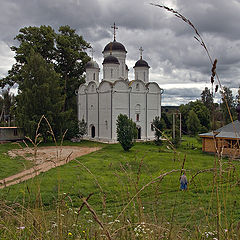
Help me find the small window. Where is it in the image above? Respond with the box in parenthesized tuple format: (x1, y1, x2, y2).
(144, 71, 146, 81)
(136, 114, 139, 122)
(151, 124, 154, 131)
(136, 83, 140, 91)
(111, 69, 113, 78)
(105, 120, 108, 129)
(93, 73, 95, 80)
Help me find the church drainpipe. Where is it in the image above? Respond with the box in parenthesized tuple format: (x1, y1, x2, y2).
(111, 88, 113, 140)
(145, 88, 149, 140)
(128, 87, 132, 118)
(97, 89, 100, 138)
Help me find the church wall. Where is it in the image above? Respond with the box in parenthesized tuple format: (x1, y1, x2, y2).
(103, 63, 119, 81)
(112, 96, 129, 140)
(98, 81, 112, 140)
(87, 83, 98, 138)
(130, 91, 147, 139)
(134, 67, 149, 82)
(99, 92, 112, 140)
(86, 68, 99, 83)
(78, 94, 86, 122)
(147, 92, 161, 139)
(78, 85, 87, 122)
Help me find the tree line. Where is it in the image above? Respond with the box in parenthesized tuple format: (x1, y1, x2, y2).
(0, 25, 90, 141)
(156, 86, 240, 138)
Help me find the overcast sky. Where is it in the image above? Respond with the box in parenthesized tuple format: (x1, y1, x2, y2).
(0, 0, 240, 105)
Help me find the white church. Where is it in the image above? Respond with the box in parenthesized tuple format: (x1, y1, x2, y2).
(77, 24, 163, 142)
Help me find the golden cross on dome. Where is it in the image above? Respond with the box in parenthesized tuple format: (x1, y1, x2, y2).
(111, 22, 118, 41)
(139, 46, 144, 59)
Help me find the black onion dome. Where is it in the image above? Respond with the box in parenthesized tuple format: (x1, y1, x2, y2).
(103, 55, 120, 65)
(85, 60, 99, 69)
(134, 59, 150, 68)
(103, 41, 127, 53)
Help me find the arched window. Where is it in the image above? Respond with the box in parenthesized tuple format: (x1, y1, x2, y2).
(135, 104, 141, 113)
(93, 73, 95, 80)
(136, 114, 140, 122)
(136, 83, 140, 91)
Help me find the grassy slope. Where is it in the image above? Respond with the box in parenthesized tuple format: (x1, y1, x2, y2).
(1, 138, 240, 230)
(0, 142, 33, 179)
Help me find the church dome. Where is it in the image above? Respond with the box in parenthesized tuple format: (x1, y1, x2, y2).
(85, 60, 99, 69)
(103, 41, 127, 53)
(103, 55, 120, 65)
(134, 59, 150, 68)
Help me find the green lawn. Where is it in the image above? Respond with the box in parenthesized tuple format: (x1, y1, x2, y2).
(0, 142, 34, 179)
(1, 137, 240, 238)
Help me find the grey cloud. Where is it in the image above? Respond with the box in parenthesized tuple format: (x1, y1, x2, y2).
(0, 0, 240, 105)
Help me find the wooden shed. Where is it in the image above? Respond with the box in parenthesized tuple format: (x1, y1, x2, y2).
(0, 127, 24, 141)
(199, 120, 240, 158)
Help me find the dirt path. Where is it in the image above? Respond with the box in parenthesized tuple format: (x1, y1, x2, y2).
(0, 146, 101, 189)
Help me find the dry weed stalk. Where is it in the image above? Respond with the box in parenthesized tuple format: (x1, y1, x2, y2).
(82, 198, 112, 240)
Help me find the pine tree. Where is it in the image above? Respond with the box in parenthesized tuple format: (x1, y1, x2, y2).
(15, 50, 65, 141)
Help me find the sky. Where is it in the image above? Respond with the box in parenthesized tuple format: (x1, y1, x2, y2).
(0, 0, 240, 106)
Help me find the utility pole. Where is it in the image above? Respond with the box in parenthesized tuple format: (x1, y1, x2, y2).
(172, 112, 182, 139)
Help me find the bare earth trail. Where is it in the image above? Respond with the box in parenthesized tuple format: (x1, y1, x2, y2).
(0, 146, 101, 189)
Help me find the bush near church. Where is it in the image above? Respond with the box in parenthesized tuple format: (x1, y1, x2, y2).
(116, 114, 137, 151)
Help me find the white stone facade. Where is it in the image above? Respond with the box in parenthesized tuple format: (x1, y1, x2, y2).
(77, 38, 163, 142)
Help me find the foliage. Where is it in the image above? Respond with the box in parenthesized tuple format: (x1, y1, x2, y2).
(236, 86, 240, 105)
(152, 116, 166, 145)
(180, 100, 210, 134)
(15, 50, 64, 141)
(161, 112, 171, 129)
(0, 88, 15, 125)
(187, 109, 201, 136)
(1, 25, 90, 139)
(78, 118, 87, 139)
(201, 87, 214, 110)
(220, 86, 236, 124)
(116, 114, 137, 151)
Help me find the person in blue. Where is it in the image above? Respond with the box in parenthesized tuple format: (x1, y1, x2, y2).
(180, 172, 188, 190)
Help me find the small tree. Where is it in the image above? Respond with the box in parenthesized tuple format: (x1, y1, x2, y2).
(152, 116, 166, 145)
(116, 114, 137, 151)
(78, 118, 87, 139)
(187, 110, 201, 136)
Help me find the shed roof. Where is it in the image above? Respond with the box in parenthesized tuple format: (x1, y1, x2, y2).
(199, 120, 240, 140)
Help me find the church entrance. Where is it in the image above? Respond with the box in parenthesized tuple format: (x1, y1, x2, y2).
(137, 127, 141, 139)
(91, 125, 95, 138)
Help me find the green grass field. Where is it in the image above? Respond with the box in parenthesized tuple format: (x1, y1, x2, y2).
(1, 137, 240, 239)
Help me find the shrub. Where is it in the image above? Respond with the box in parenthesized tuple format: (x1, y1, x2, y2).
(116, 114, 137, 151)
